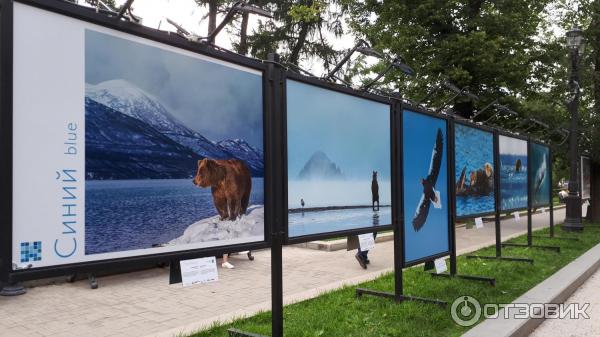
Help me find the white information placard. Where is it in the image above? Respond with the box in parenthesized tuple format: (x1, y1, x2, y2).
(434, 258, 447, 274)
(514, 212, 521, 222)
(475, 217, 484, 229)
(358, 233, 375, 252)
(180, 257, 218, 287)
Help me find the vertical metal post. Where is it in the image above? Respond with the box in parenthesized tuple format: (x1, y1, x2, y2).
(564, 47, 583, 231)
(393, 100, 404, 301)
(448, 119, 457, 275)
(494, 131, 502, 257)
(549, 148, 555, 237)
(0, 0, 14, 288)
(267, 53, 284, 337)
(527, 140, 533, 246)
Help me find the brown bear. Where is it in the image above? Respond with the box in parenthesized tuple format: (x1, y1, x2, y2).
(193, 158, 252, 221)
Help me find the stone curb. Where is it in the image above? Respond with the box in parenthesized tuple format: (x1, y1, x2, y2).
(461, 241, 600, 337)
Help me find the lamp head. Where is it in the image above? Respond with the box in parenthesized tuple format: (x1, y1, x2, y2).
(391, 58, 415, 76)
(566, 26, 586, 55)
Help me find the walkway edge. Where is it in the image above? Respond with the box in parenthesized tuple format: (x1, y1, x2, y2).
(461, 241, 600, 337)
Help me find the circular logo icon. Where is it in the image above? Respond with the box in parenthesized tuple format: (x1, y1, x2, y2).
(451, 295, 482, 327)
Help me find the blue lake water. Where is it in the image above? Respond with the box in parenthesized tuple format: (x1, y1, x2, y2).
(456, 195, 495, 216)
(288, 207, 391, 237)
(85, 178, 264, 255)
(499, 154, 528, 211)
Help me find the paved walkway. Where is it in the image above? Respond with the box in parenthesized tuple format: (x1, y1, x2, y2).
(529, 267, 600, 337)
(0, 208, 565, 337)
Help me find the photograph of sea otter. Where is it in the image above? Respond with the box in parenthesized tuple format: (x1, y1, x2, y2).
(84, 30, 264, 255)
(402, 110, 449, 264)
(499, 135, 528, 211)
(530, 143, 551, 207)
(454, 124, 495, 217)
(286, 80, 391, 238)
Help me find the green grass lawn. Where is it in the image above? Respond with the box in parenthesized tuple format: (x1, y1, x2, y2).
(189, 222, 600, 337)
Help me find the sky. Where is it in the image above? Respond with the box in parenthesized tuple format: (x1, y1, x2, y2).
(402, 110, 449, 264)
(499, 135, 528, 157)
(86, 29, 263, 149)
(84, 0, 362, 76)
(286, 79, 391, 181)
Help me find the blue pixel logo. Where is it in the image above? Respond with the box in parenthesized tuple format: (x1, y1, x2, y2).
(20, 241, 42, 263)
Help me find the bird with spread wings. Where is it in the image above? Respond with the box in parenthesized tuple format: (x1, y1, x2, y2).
(412, 128, 444, 231)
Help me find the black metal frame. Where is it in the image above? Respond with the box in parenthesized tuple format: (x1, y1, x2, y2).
(502, 140, 560, 252)
(496, 130, 530, 214)
(466, 129, 535, 264)
(1, 0, 276, 284)
(354, 101, 448, 307)
(429, 117, 495, 286)
(0, 0, 14, 286)
(399, 105, 453, 268)
(282, 71, 395, 245)
(452, 119, 497, 221)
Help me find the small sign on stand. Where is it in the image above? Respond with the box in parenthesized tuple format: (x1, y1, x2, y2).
(434, 258, 447, 274)
(358, 233, 375, 252)
(180, 257, 218, 287)
(475, 217, 484, 229)
(513, 212, 521, 222)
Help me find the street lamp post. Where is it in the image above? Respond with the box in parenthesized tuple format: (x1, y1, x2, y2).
(563, 26, 585, 232)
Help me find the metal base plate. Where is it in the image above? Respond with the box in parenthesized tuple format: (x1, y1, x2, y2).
(355, 288, 447, 306)
(466, 255, 534, 264)
(501, 243, 560, 252)
(430, 272, 496, 286)
(0, 284, 27, 296)
(227, 328, 268, 337)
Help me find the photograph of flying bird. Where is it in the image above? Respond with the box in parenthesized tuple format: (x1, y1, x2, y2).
(412, 128, 444, 231)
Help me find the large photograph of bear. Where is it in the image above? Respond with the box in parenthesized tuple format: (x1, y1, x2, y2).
(84, 29, 264, 255)
(286, 80, 392, 238)
(454, 124, 495, 217)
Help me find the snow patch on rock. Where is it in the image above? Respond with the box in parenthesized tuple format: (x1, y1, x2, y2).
(169, 205, 264, 245)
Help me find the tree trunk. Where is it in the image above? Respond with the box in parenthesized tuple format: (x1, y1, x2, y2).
(238, 12, 249, 55)
(208, 0, 218, 35)
(289, 22, 309, 66)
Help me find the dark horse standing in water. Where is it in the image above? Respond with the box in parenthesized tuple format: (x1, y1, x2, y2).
(372, 171, 380, 211)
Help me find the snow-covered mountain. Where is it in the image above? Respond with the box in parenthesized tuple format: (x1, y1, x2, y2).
(85, 98, 201, 179)
(217, 138, 263, 176)
(85, 79, 264, 178)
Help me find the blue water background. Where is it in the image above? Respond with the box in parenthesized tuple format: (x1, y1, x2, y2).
(499, 154, 528, 210)
(402, 111, 449, 264)
(531, 143, 550, 206)
(85, 178, 264, 254)
(288, 207, 391, 237)
(454, 124, 495, 217)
